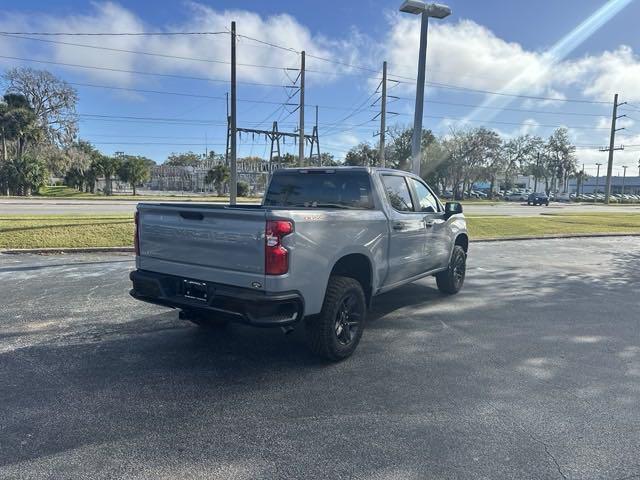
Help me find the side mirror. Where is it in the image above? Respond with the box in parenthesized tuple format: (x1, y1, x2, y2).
(444, 201, 463, 218)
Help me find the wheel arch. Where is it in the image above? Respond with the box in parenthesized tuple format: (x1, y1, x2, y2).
(454, 233, 469, 253)
(329, 253, 373, 306)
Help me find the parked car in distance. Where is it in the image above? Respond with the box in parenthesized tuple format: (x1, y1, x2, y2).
(129, 167, 469, 361)
(527, 192, 549, 206)
(440, 190, 454, 199)
(505, 191, 527, 202)
(555, 193, 571, 202)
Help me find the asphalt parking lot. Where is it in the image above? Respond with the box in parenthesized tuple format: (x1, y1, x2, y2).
(1, 238, 639, 479)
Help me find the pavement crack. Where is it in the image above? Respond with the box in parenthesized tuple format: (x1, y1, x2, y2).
(483, 401, 568, 479)
(544, 444, 567, 480)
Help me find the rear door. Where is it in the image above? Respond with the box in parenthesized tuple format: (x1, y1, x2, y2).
(408, 177, 451, 270)
(380, 173, 429, 285)
(137, 204, 267, 287)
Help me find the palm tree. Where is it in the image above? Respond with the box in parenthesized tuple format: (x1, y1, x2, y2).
(205, 164, 230, 196)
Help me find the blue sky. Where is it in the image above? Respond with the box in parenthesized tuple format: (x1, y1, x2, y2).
(2, 0, 640, 175)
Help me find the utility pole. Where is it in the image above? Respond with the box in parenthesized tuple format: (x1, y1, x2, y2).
(224, 92, 230, 165)
(595, 162, 602, 202)
(604, 93, 626, 204)
(580, 163, 585, 197)
(533, 152, 540, 193)
(229, 21, 237, 205)
(622, 165, 628, 195)
(298, 51, 305, 166)
(379, 61, 387, 167)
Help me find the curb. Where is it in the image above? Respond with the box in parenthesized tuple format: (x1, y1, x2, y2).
(471, 232, 640, 242)
(2, 233, 639, 254)
(0, 247, 135, 255)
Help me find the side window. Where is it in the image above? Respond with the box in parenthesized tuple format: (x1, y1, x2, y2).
(411, 179, 440, 213)
(381, 175, 414, 212)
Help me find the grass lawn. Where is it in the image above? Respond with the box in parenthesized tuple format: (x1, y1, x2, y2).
(467, 213, 640, 239)
(1, 213, 639, 249)
(0, 215, 134, 249)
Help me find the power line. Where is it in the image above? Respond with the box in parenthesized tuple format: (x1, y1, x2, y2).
(70, 82, 228, 99)
(420, 81, 613, 105)
(0, 33, 298, 71)
(0, 30, 228, 36)
(395, 97, 607, 117)
(234, 32, 414, 82)
(0, 54, 289, 85)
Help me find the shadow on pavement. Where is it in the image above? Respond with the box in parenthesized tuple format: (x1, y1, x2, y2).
(0, 243, 639, 478)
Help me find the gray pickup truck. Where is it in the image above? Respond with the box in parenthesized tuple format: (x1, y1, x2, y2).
(130, 167, 468, 360)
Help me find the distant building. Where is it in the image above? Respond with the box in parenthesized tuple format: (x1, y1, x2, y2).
(568, 176, 640, 194)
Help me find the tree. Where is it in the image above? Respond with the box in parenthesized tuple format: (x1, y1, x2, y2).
(344, 143, 378, 166)
(386, 126, 436, 171)
(3, 151, 48, 196)
(236, 181, 250, 197)
(0, 93, 40, 160)
(118, 156, 152, 195)
(205, 164, 230, 196)
(547, 128, 577, 193)
(63, 140, 103, 192)
(3, 68, 78, 147)
(319, 152, 336, 166)
(421, 138, 449, 194)
(165, 151, 201, 167)
(93, 155, 121, 195)
(442, 130, 477, 200)
(0, 93, 41, 195)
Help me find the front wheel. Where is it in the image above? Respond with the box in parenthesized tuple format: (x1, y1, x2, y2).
(305, 276, 367, 362)
(436, 245, 467, 294)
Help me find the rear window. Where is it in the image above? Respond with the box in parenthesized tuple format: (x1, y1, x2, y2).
(264, 171, 374, 209)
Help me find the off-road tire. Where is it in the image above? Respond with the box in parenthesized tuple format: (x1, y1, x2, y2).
(305, 276, 367, 362)
(436, 245, 467, 295)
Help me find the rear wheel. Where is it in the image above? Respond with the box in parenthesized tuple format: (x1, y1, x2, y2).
(436, 245, 467, 294)
(306, 276, 366, 362)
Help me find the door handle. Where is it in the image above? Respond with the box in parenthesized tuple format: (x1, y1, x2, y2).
(392, 222, 406, 231)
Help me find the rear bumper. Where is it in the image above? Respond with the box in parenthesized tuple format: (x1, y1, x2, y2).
(129, 269, 304, 327)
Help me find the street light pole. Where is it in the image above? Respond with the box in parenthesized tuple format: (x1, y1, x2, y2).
(622, 165, 628, 195)
(400, 1, 451, 176)
(595, 162, 602, 202)
(410, 12, 429, 176)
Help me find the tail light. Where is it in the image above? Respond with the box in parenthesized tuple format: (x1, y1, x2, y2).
(134, 211, 140, 256)
(265, 220, 293, 275)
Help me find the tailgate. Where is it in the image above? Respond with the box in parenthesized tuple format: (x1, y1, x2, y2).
(137, 203, 266, 285)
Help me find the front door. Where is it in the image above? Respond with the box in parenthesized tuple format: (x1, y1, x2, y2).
(380, 174, 429, 286)
(408, 177, 451, 270)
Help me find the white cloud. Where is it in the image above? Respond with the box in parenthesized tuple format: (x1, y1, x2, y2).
(381, 18, 550, 94)
(0, 2, 347, 87)
(380, 16, 640, 108)
(559, 46, 640, 102)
